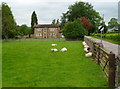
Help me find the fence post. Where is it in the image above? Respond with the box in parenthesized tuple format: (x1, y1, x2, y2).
(92, 42, 95, 57)
(108, 51, 116, 87)
(97, 44, 100, 65)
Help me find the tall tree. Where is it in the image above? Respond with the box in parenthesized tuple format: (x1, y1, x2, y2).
(80, 17, 93, 35)
(60, 13, 67, 29)
(80, 17, 92, 30)
(62, 19, 87, 40)
(108, 18, 118, 29)
(31, 11, 38, 34)
(52, 19, 60, 24)
(2, 2, 17, 39)
(51, 19, 56, 24)
(61, 1, 102, 34)
(56, 19, 59, 24)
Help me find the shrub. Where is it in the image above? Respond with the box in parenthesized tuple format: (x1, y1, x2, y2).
(62, 20, 87, 40)
(91, 33, 120, 41)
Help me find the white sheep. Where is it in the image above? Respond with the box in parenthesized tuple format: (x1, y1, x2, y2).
(84, 44, 89, 48)
(60, 47, 67, 52)
(84, 48, 90, 53)
(51, 48, 58, 52)
(82, 41, 87, 46)
(84, 48, 89, 52)
(85, 52, 92, 57)
(51, 44, 57, 46)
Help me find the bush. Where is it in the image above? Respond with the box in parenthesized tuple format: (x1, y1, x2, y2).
(62, 20, 87, 40)
(91, 33, 120, 41)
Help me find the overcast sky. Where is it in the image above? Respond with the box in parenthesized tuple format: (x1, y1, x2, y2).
(0, 0, 119, 26)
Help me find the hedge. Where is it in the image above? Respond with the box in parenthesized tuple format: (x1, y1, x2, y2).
(91, 33, 120, 41)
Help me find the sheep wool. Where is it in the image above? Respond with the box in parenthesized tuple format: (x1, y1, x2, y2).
(51, 48, 58, 52)
(84, 48, 89, 52)
(60, 47, 67, 52)
(51, 44, 57, 46)
(82, 41, 87, 46)
(85, 52, 92, 57)
(84, 44, 89, 48)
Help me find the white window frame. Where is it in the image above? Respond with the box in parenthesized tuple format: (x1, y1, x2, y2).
(53, 33, 56, 36)
(37, 28, 41, 31)
(36, 33, 42, 36)
(49, 33, 52, 36)
(39, 33, 42, 36)
(50, 28, 55, 31)
(49, 33, 56, 36)
(43, 29, 47, 32)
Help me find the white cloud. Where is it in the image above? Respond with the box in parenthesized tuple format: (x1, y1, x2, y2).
(0, 0, 118, 26)
(93, 2, 118, 23)
(83, 0, 119, 2)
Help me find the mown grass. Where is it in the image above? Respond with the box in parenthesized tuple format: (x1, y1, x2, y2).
(2, 39, 107, 87)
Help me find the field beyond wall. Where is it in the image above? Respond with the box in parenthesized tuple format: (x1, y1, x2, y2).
(2, 39, 107, 87)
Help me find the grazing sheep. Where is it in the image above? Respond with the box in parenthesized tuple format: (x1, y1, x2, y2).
(87, 48, 90, 52)
(84, 47, 91, 52)
(60, 47, 67, 52)
(82, 41, 87, 45)
(84, 44, 89, 48)
(85, 52, 92, 57)
(51, 44, 57, 46)
(84, 48, 89, 52)
(51, 48, 54, 52)
(51, 48, 58, 52)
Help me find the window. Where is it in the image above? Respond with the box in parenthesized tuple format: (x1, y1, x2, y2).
(50, 28, 54, 31)
(49, 33, 56, 36)
(39, 33, 42, 36)
(49, 33, 52, 36)
(53, 33, 56, 36)
(37, 28, 41, 31)
(36, 33, 42, 36)
(44, 29, 47, 32)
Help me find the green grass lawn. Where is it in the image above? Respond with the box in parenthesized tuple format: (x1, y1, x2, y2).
(2, 39, 107, 87)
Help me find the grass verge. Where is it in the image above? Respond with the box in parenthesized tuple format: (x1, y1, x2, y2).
(2, 39, 107, 87)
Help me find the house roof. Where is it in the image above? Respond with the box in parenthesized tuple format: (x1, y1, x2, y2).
(34, 24, 61, 28)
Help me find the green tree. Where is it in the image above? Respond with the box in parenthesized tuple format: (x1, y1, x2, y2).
(52, 19, 60, 24)
(17, 24, 31, 36)
(108, 18, 118, 29)
(31, 11, 38, 34)
(62, 20, 87, 40)
(56, 19, 59, 24)
(60, 13, 67, 29)
(118, 24, 120, 32)
(2, 2, 17, 39)
(61, 1, 102, 34)
(51, 19, 56, 24)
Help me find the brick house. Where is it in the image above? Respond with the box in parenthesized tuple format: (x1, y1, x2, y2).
(34, 24, 62, 38)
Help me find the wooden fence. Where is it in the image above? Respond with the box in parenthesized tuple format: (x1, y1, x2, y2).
(84, 36, 116, 87)
(116, 57, 120, 86)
